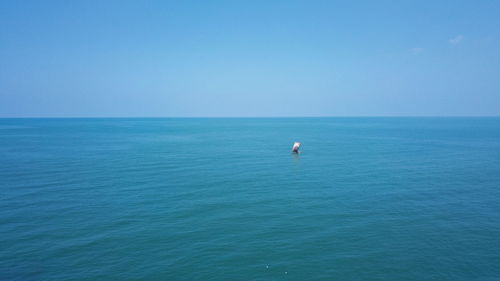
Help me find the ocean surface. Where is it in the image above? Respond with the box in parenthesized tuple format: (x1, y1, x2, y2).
(1, 117, 499, 281)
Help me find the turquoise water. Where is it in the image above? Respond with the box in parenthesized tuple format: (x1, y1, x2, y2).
(1, 118, 499, 280)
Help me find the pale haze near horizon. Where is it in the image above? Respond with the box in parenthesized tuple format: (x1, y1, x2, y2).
(1, 1, 499, 117)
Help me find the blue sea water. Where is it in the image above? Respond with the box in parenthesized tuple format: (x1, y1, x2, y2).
(1, 118, 499, 280)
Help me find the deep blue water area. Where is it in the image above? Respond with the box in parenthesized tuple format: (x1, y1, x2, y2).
(1, 118, 499, 280)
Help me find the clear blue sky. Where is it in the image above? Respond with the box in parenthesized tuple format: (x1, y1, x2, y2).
(1, 0, 499, 117)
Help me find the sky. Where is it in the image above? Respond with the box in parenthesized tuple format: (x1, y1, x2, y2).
(1, 0, 499, 117)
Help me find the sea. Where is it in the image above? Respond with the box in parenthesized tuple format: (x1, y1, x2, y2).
(1, 118, 499, 281)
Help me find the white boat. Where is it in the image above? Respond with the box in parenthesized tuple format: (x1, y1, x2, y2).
(292, 142, 301, 153)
